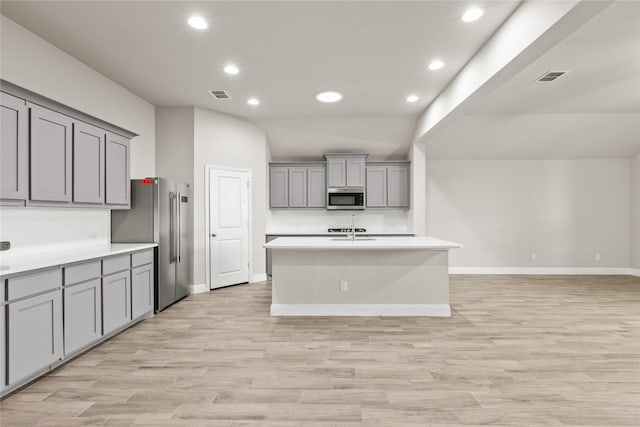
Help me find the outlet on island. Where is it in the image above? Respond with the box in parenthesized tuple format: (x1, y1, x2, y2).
(339, 280, 348, 291)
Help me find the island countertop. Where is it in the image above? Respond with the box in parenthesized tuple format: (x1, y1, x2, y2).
(263, 236, 462, 250)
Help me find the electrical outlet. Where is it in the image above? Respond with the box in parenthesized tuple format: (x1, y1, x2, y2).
(0, 241, 10, 251)
(594, 253, 601, 261)
(339, 280, 348, 291)
(531, 253, 537, 260)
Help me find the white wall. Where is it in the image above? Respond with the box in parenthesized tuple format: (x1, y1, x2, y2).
(155, 107, 194, 184)
(427, 159, 631, 269)
(268, 210, 410, 234)
(0, 208, 109, 256)
(193, 107, 268, 284)
(632, 152, 640, 270)
(0, 15, 155, 178)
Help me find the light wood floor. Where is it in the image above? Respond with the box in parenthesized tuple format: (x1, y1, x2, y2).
(1, 275, 639, 426)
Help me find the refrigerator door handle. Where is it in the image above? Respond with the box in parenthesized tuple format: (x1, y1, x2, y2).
(169, 192, 177, 263)
(177, 192, 182, 263)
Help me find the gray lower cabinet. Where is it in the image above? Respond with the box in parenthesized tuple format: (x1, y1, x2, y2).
(105, 133, 130, 206)
(288, 168, 307, 208)
(1, 297, 5, 393)
(73, 121, 105, 204)
(63, 279, 102, 356)
(29, 104, 73, 202)
(131, 264, 153, 319)
(1, 92, 28, 203)
(7, 279, 63, 386)
(307, 167, 326, 208)
(102, 270, 131, 335)
(270, 167, 289, 208)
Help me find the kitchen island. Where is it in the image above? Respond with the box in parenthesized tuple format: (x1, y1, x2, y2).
(264, 236, 462, 316)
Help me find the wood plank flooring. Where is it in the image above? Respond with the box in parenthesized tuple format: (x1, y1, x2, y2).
(1, 275, 639, 426)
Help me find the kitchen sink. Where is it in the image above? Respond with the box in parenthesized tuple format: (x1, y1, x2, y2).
(330, 237, 377, 241)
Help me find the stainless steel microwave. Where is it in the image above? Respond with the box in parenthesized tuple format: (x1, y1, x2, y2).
(327, 188, 365, 210)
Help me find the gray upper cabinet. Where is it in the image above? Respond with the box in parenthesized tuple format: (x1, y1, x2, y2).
(288, 168, 307, 208)
(270, 167, 289, 208)
(366, 166, 387, 207)
(346, 158, 365, 187)
(327, 158, 346, 188)
(29, 105, 73, 202)
(1, 92, 28, 203)
(325, 154, 367, 188)
(307, 167, 326, 208)
(387, 166, 409, 207)
(105, 133, 130, 206)
(73, 121, 105, 204)
(365, 162, 410, 208)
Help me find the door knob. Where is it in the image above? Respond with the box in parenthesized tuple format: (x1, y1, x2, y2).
(211, 234, 217, 237)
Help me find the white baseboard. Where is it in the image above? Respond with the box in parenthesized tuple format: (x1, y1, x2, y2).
(270, 304, 451, 317)
(189, 283, 209, 295)
(631, 268, 640, 277)
(251, 273, 268, 283)
(449, 267, 635, 275)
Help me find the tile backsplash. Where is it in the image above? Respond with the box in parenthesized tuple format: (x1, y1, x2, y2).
(267, 209, 411, 234)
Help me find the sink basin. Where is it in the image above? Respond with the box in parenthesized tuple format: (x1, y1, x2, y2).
(330, 237, 376, 241)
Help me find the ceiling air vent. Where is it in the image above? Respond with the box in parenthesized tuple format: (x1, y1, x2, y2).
(209, 90, 231, 99)
(535, 71, 568, 82)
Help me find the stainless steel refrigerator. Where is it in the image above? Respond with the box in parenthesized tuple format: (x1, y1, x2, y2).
(111, 178, 191, 312)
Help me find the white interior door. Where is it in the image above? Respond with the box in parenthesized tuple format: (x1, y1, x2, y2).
(210, 168, 250, 289)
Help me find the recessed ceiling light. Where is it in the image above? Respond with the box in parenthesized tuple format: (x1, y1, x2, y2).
(315, 91, 343, 103)
(428, 59, 445, 71)
(406, 95, 419, 103)
(247, 98, 260, 106)
(462, 7, 484, 23)
(224, 64, 239, 75)
(187, 16, 208, 30)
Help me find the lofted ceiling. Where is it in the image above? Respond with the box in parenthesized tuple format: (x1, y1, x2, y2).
(1, 1, 638, 161)
(426, 0, 640, 159)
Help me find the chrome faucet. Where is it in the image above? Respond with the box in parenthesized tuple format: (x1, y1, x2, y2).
(351, 213, 356, 241)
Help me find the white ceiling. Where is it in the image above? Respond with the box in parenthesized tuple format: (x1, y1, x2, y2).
(2, 1, 638, 160)
(426, 0, 640, 159)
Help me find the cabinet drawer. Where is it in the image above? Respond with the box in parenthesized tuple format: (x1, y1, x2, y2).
(132, 249, 153, 267)
(7, 268, 61, 301)
(102, 254, 130, 275)
(64, 260, 101, 286)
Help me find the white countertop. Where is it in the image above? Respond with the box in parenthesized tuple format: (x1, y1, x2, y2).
(264, 236, 462, 250)
(0, 243, 157, 276)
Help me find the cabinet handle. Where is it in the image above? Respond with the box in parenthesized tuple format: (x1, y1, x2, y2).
(211, 234, 217, 237)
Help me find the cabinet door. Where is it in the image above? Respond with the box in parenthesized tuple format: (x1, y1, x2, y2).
(102, 270, 131, 335)
(327, 159, 346, 188)
(73, 121, 105, 204)
(270, 167, 289, 208)
(8, 289, 63, 385)
(387, 166, 409, 208)
(1, 92, 28, 201)
(30, 105, 73, 202)
(131, 264, 153, 319)
(288, 168, 307, 207)
(105, 133, 130, 205)
(346, 158, 365, 187)
(366, 166, 387, 207)
(307, 167, 326, 208)
(63, 279, 102, 355)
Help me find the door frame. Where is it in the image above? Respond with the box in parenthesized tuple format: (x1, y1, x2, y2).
(204, 164, 252, 290)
